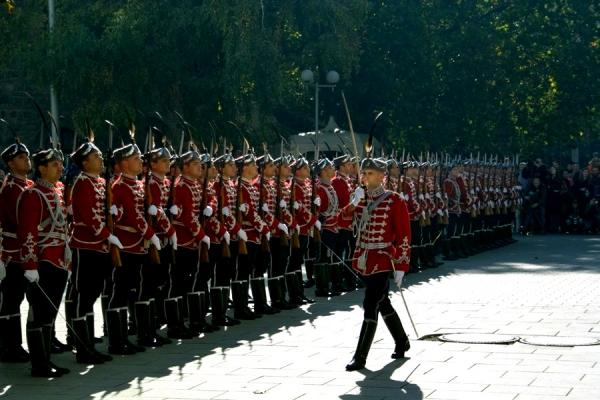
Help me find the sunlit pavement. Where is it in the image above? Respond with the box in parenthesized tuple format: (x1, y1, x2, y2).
(2, 234, 600, 400)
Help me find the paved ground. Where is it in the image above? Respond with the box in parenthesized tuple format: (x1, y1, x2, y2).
(2, 234, 600, 400)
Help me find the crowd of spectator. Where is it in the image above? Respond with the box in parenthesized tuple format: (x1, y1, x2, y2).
(519, 154, 600, 235)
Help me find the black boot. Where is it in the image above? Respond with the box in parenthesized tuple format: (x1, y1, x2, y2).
(268, 277, 295, 310)
(165, 297, 194, 339)
(211, 287, 231, 326)
(251, 277, 278, 314)
(64, 298, 76, 348)
(382, 312, 411, 359)
(285, 272, 302, 306)
(148, 299, 172, 345)
(0, 315, 30, 363)
(426, 244, 443, 267)
(330, 263, 343, 295)
(295, 270, 314, 304)
(27, 327, 62, 378)
(41, 324, 70, 375)
(314, 263, 330, 297)
(409, 246, 421, 272)
(345, 320, 378, 371)
(220, 287, 240, 325)
(72, 317, 105, 364)
(303, 259, 315, 288)
(135, 301, 160, 347)
(419, 245, 434, 268)
(232, 281, 257, 320)
(119, 308, 145, 353)
(85, 313, 112, 361)
(106, 308, 133, 355)
(101, 294, 110, 337)
(187, 292, 218, 334)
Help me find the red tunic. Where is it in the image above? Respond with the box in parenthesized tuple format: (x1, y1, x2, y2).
(0, 174, 33, 263)
(317, 178, 339, 233)
(212, 177, 242, 238)
(342, 186, 411, 275)
(293, 178, 317, 236)
(401, 178, 421, 222)
(456, 175, 471, 213)
(332, 172, 353, 231)
(111, 174, 155, 254)
(443, 177, 461, 215)
(147, 172, 176, 247)
(172, 175, 207, 250)
(273, 178, 296, 238)
(69, 172, 110, 253)
(239, 178, 269, 244)
(17, 179, 69, 270)
(203, 179, 226, 244)
(259, 177, 281, 234)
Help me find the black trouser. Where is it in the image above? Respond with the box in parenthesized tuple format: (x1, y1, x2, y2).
(236, 242, 259, 281)
(446, 213, 460, 238)
(361, 271, 398, 321)
(195, 255, 214, 296)
(71, 249, 109, 317)
(169, 247, 199, 299)
(0, 261, 27, 317)
(269, 237, 290, 278)
(25, 262, 68, 329)
(254, 243, 271, 278)
(288, 235, 310, 274)
(336, 229, 355, 265)
(320, 229, 341, 264)
(213, 242, 237, 287)
(108, 252, 145, 309)
(410, 221, 421, 246)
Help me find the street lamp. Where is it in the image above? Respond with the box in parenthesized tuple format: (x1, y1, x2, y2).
(301, 68, 339, 159)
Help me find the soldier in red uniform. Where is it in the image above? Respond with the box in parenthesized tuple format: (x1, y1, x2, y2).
(0, 139, 33, 363)
(332, 154, 358, 291)
(342, 157, 411, 371)
(235, 154, 274, 316)
(107, 143, 159, 354)
(443, 163, 465, 260)
(212, 153, 245, 323)
(401, 162, 422, 272)
(17, 147, 71, 377)
(288, 157, 318, 304)
(255, 153, 291, 311)
(169, 150, 212, 336)
(269, 155, 296, 309)
(314, 158, 342, 297)
(68, 140, 120, 363)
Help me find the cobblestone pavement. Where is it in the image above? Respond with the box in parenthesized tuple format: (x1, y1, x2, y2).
(2, 234, 600, 400)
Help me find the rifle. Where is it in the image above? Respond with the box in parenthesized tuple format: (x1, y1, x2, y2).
(199, 145, 211, 263)
(310, 162, 321, 243)
(289, 172, 301, 249)
(104, 120, 122, 267)
(141, 124, 161, 265)
(258, 145, 270, 253)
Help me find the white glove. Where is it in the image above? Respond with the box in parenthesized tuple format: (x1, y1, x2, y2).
(222, 206, 231, 217)
(110, 205, 119, 216)
(201, 235, 211, 249)
(418, 194, 424, 200)
(239, 203, 248, 213)
(350, 187, 365, 206)
(169, 205, 179, 216)
(147, 205, 158, 216)
(435, 192, 442, 199)
(67, 270, 72, 281)
(313, 196, 321, 207)
(293, 201, 301, 210)
(203, 206, 213, 217)
(237, 230, 248, 242)
(150, 234, 162, 251)
(108, 234, 124, 249)
(277, 223, 289, 236)
(265, 232, 271, 241)
(223, 231, 231, 245)
(0, 261, 6, 281)
(393, 270, 404, 289)
(66, 205, 73, 215)
(261, 203, 269, 213)
(169, 233, 178, 250)
(314, 220, 322, 231)
(279, 199, 287, 209)
(437, 209, 444, 216)
(24, 270, 40, 283)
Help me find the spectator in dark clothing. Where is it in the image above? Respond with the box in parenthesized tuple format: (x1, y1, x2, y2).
(585, 166, 600, 233)
(522, 177, 546, 234)
(545, 166, 564, 233)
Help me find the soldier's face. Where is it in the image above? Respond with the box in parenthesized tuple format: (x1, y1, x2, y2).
(242, 162, 258, 179)
(279, 164, 291, 179)
(207, 165, 218, 179)
(262, 163, 276, 178)
(183, 160, 202, 179)
(8, 153, 31, 175)
(39, 160, 63, 183)
(223, 162, 236, 178)
(389, 166, 400, 177)
(151, 158, 170, 175)
(82, 152, 104, 175)
(322, 165, 334, 180)
(122, 154, 143, 176)
(296, 165, 309, 180)
(363, 169, 384, 188)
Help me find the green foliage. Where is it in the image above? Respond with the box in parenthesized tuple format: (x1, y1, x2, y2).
(0, 0, 598, 156)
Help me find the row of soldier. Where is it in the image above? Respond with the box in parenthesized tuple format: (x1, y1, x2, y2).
(0, 132, 519, 377)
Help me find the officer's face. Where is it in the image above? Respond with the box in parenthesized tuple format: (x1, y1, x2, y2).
(363, 169, 384, 188)
(8, 153, 31, 176)
(39, 160, 63, 183)
(151, 158, 170, 176)
(82, 151, 104, 175)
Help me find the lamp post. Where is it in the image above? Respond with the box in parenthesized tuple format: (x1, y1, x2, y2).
(301, 68, 339, 160)
(48, 0, 59, 141)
